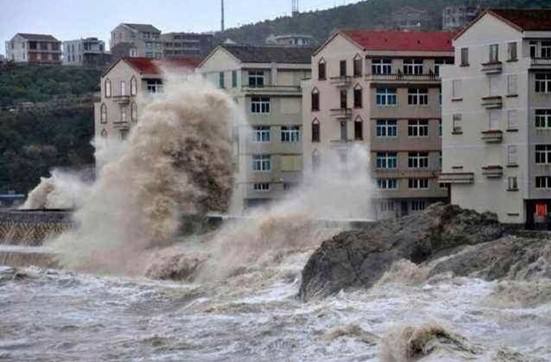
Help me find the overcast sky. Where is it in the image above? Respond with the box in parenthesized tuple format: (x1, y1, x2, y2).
(0, 0, 359, 55)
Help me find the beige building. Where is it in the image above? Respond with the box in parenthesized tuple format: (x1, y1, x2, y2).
(198, 44, 313, 212)
(110, 23, 162, 60)
(303, 30, 455, 219)
(94, 57, 200, 142)
(63, 37, 110, 67)
(161, 32, 214, 58)
(440, 9, 551, 228)
(5, 33, 61, 64)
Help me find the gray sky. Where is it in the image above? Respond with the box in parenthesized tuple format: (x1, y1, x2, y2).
(0, 0, 359, 55)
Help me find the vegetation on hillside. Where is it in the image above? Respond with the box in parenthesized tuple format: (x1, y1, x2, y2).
(0, 64, 101, 108)
(218, 0, 551, 45)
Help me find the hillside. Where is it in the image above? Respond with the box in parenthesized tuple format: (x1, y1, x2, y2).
(218, 0, 551, 45)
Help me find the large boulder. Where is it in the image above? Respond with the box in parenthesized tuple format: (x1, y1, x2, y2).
(299, 203, 504, 301)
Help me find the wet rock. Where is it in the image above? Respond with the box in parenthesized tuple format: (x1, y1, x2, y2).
(145, 250, 205, 281)
(299, 203, 504, 301)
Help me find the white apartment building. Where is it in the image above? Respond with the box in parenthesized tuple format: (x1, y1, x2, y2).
(110, 23, 162, 60)
(440, 9, 551, 228)
(63, 37, 109, 67)
(199, 44, 313, 213)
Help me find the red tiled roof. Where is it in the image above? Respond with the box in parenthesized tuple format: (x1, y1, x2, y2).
(123, 57, 201, 74)
(489, 9, 551, 31)
(341, 30, 455, 52)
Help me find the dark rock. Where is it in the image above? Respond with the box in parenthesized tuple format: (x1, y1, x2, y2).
(299, 203, 504, 301)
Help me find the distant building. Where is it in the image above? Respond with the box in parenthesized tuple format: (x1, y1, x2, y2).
(199, 44, 313, 212)
(94, 57, 200, 142)
(440, 9, 551, 228)
(0, 54, 5, 63)
(63, 38, 111, 67)
(5, 33, 62, 64)
(391, 6, 431, 31)
(110, 23, 162, 60)
(265, 34, 315, 47)
(161, 32, 214, 58)
(442, 5, 481, 30)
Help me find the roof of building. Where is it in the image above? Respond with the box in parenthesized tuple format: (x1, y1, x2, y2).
(122, 23, 161, 33)
(103, 57, 201, 77)
(219, 44, 314, 64)
(339, 30, 455, 52)
(15, 33, 59, 42)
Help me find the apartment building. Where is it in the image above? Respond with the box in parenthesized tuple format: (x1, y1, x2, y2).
(63, 37, 110, 67)
(5, 33, 61, 64)
(391, 7, 431, 31)
(162, 32, 214, 58)
(440, 9, 551, 228)
(199, 44, 313, 212)
(94, 57, 200, 142)
(303, 30, 455, 219)
(110, 23, 162, 60)
(442, 5, 481, 31)
(265, 34, 315, 47)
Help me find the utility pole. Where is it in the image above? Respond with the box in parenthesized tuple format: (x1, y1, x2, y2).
(221, 0, 225, 32)
(292, 0, 299, 17)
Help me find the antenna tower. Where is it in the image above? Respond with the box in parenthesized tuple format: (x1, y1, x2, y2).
(221, 0, 225, 32)
(292, 0, 299, 16)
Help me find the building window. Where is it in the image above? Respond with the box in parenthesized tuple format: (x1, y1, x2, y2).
(535, 176, 551, 189)
(354, 117, 363, 140)
(377, 179, 398, 190)
(219, 72, 225, 88)
(453, 114, 462, 133)
(403, 59, 423, 75)
(376, 88, 397, 106)
(376, 152, 397, 169)
(372, 59, 392, 75)
(248, 70, 264, 87)
(438, 120, 442, 137)
(353, 55, 362, 77)
(253, 183, 270, 192)
(252, 126, 271, 143)
(340, 89, 347, 109)
(409, 179, 429, 189)
(120, 80, 127, 96)
(507, 145, 518, 165)
(507, 74, 518, 95)
(452, 79, 462, 99)
(232, 70, 238, 88)
(130, 77, 137, 96)
(353, 85, 363, 108)
(508, 177, 519, 191)
(146, 80, 163, 93)
(318, 59, 326, 80)
(312, 119, 320, 142)
(489, 44, 499, 63)
(507, 110, 518, 130)
(460, 48, 469, 66)
(489, 110, 501, 130)
(376, 120, 397, 137)
(508, 42, 518, 61)
(339, 60, 347, 77)
(408, 120, 429, 137)
(251, 96, 270, 113)
(411, 200, 427, 211)
(131, 102, 137, 122)
(340, 121, 347, 141)
(408, 152, 429, 168)
(530, 41, 538, 58)
(535, 145, 551, 164)
(252, 155, 271, 171)
(311, 88, 320, 111)
(281, 126, 300, 143)
(380, 200, 395, 212)
(542, 41, 551, 59)
(104, 78, 112, 98)
(100, 103, 107, 124)
(408, 88, 428, 105)
(536, 73, 551, 93)
(535, 109, 551, 129)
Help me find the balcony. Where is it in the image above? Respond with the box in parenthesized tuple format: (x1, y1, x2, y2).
(112, 95, 130, 104)
(330, 76, 352, 88)
(365, 73, 440, 84)
(241, 85, 301, 96)
(330, 108, 352, 120)
(529, 57, 551, 70)
(112, 121, 130, 130)
(482, 165, 503, 178)
(481, 96, 503, 109)
(438, 172, 475, 184)
(481, 129, 503, 143)
(481, 61, 503, 74)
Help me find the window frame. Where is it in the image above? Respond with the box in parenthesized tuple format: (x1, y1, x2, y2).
(535, 73, 551, 93)
(311, 119, 320, 143)
(408, 152, 430, 169)
(535, 109, 551, 129)
(376, 88, 397, 106)
(248, 70, 265, 88)
(311, 88, 320, 112)
(408, 178, 430, 189)
(353, 55, 363, 77)
(251, 96, 271, 113)
(104, 78, 112, 98)
(130, 77, 137, 96)
(408, 120, 429, 137)
(372, 58, 392, 75)
(403, 59, 424, 75)
(252, 154, 272, 172)
(460, 48, 469, 66)
(252, 126, 271, 143)
(318, 58, 326, 80)
(377, 178, 398, 190)
(535, 144, 551, 164)
(407, 88, 429, 105)
(376, 120, 398, 138)
(281, 126, 300, 143)
(376, 152, 398, 169)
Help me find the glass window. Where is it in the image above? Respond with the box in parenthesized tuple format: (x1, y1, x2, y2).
(408, 88, 428, 105)
(453, 114, 462, 133)
(146, 80, 163, 93)
(253, 183, 270, 192)
(281, 126, 300, 143)
(252, 154, 271, 171)
(489, 44, 499, 63)
(460, 48, 469, 66)
(318, 59, 326, 80)
(340, 89, 347, 109)
(403, 59, 423, 75)
(508, 145, 518, 165)
(542, 41, 551, 59)
(372, 59, 392, 75)
(339, 60, 347, 77)
(376, 88, 397, 106)
(408, 178, 429, 189)
(354, 118, 363, 140)
(535, 73, 551, 93)
(535, 176, 551, 189)
(376, 120, 397, 137)
(353, 56, 362, 77)
(530, 41, 538, 58)
(507, 74, 517, 95)
(508, 177, 519, 191)
(252, 126, 271, 143)
(130, 77, 137, 96)
(248, 70, 264, 87)
(120, 80, 127, 96)
(312, 119, 320, 142)
(535, 145, 551, 164)
(251, 96, 270, 113)
(376, 152, 397, 169)
(311, 88, 320, 111)
(219, 72, 225, 88)
(408, 120, 429, 137)
(536, 109, 551, 129)
(232, 71, 238, 88)
(408, 152, 429, 168)
(104, 79, 112, 98)
(377, 179, 398, 190)
(508, 42, 518, 61)
(353, 86, 362, 108)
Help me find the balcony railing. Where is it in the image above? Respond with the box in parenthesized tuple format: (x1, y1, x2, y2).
(481, 129, 503, 143)
(438, 172, 475, 184)
(241, 85, 301, 95)
(481, 61, 503, 74)
(113, 120, 130, 130)
(365, 73, 440, 83)
(530, 57, 551, 68)
(329, 108, 352, 119)
(482, 165, 503, 178)
(481, 96, 503, 109)
(112, 95, 131, 104)
(330, 76, 352, 87)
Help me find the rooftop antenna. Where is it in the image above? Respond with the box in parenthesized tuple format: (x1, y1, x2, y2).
(292, 0, 299, 16)
(221, 0, 225, 32)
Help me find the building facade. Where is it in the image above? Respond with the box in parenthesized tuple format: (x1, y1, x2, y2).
(110, 23, 162, 60)
(5, 33, 61, 64)
(161, 32, 214, 58)
(265, 34, 316, 47)
(391, 7, 431, 31)
(63, 38, 110, 67)
(94, 57, 199, 143)
(442, 5, 481, 31)
(199, 45, 313, 212)
(440, 9, 551, 228)
(303, 30, 455, 219)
